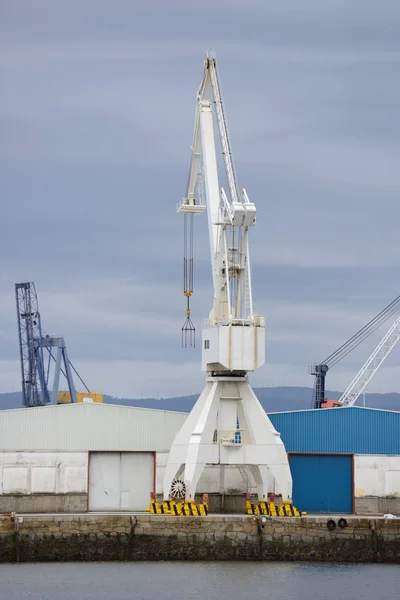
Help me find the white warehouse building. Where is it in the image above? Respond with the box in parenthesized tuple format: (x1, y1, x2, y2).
(0, 403, 399, 514)
(0, 403, 250, 513)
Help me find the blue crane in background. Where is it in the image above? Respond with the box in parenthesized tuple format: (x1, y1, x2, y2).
(15, 282, 89, 407)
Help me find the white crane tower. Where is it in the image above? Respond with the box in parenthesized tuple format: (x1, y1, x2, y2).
(163, 56, 292, 503)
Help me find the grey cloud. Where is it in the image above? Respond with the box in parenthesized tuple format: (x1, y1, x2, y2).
(3, 1, 400, 49)
(1, 1, 400, 397)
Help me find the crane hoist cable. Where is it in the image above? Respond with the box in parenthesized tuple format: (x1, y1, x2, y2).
(323, 294, 400, 368)
(328, 303, 400, 368)
(182, 210, 195, 347)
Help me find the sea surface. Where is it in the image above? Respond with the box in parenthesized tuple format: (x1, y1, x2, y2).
(0, 561, 398, 600)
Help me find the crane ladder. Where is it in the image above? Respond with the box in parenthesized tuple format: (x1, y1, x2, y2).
(237, 465, 257, 490)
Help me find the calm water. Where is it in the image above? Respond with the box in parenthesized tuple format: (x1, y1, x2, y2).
(0, 562, 398, 600)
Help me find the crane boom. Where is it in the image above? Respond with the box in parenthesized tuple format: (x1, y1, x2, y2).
(338, 316, 400, 407)
(180, 56, 262, 369)
(206, 59, 240, 206)
(310, 293, 400, 408)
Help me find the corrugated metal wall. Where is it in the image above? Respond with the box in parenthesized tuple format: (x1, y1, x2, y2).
(269, 407, 400, 455)
(0, 404, 188, 452)
(1, 403, 398, 456)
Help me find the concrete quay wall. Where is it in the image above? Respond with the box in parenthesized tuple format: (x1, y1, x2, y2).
(0, 514, 399, 563)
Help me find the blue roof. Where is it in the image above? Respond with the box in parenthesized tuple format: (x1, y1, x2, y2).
(268, 406, 400, 455)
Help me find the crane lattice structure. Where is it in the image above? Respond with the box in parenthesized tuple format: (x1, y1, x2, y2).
(338, 315, 400, 407)
(163, 55, 292, 503)
(310, 294, 400, 408)
(16, 282, 88, 407)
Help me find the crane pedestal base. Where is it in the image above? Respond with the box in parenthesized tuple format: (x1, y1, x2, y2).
(162, 375, 292, 501)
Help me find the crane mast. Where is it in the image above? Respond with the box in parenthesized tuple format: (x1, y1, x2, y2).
(16, 283, 50, 407)
(164, 56, 292, 504)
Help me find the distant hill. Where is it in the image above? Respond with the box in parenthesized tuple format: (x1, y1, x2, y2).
(0, 392, 22, 410)
(1, 387, 399, 413)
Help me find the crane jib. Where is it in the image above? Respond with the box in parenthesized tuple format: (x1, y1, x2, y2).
(311, 294, 400, 408)
(178, 56, 258, 346)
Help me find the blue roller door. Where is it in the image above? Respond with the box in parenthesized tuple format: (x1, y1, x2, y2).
(289, 454, 353, 513)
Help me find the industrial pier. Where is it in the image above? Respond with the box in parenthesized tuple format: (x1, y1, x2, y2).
(1, 514, 400, 563)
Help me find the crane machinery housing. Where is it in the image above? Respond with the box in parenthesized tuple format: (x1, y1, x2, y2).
(310, 294, 400, 409)
(163, 55, 293, 503)
(15, 282, 90, 407)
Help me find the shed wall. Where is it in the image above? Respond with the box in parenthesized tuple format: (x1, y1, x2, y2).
(0, 404, 187, 452)
(269, 408, 400, 455)
(355, 455, 400, 498)
(0, 452, 87, 495)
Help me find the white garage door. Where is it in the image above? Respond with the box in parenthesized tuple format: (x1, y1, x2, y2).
(88, 452, 154, 511)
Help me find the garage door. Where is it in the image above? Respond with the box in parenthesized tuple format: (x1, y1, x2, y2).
(88, 452, 154, 511)
(289, 454, 353, 513)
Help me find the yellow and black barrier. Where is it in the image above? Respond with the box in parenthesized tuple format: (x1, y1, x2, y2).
(245, 499, 306, 517)
(146, 497, 209, 516)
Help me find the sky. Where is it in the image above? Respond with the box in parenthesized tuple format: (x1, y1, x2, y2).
(1, 0, 400, 399)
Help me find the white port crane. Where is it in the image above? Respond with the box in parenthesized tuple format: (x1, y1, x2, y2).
(338, 315, 400, 407)
(163, 55, 292, 503)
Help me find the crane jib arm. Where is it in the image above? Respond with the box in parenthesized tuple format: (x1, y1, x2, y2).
(177, 56, 265, 374)
(310, 293, 400, 408)
(338, 316, 400, 407)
